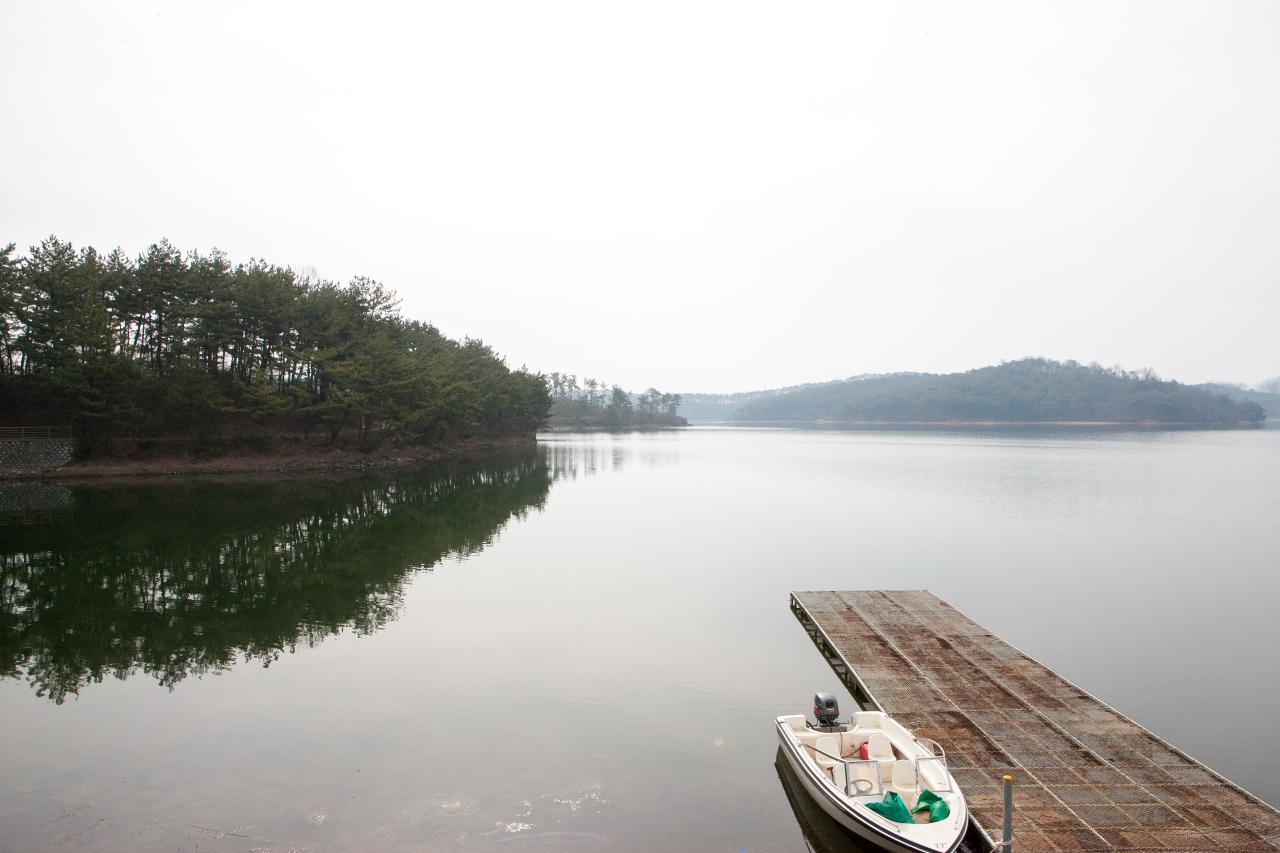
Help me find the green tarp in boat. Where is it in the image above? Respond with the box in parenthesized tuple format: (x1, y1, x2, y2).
(864, 791, 914, 823)
(913, 789, 951, 823)
(864, 790, 951, 824)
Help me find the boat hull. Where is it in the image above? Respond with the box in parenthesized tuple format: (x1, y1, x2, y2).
(775, 722, 964, 853)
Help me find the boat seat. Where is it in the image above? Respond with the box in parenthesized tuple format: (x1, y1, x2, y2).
(813, 735, 847, 793)
(867, 733, 893, 759)
(794, 731, 819, 748)
(891, 759, 919, 807)
(854, 711, 882, 729)
(812, 735, 840, 764)
(866, 732, 897, 779)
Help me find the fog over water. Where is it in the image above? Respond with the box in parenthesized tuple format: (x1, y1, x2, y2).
(3, 2, 1279, 389)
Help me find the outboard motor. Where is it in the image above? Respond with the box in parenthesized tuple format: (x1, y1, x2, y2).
(813, 692, 840, 727)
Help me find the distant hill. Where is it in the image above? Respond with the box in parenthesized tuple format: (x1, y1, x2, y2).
(677, 379, 846, 422)
(1195, 383, 1280, 420)
(682, 359, 1265, 426)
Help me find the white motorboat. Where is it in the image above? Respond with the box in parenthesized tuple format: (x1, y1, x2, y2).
(776, 693, 968, 853)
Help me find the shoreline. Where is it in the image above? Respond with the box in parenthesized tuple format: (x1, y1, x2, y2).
(0, 433, 537, 484)
(697, 419, 1266, 429)
(541, 424, 687, 433)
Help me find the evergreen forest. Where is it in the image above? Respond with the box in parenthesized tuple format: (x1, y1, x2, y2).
(0, 237, 550, 453)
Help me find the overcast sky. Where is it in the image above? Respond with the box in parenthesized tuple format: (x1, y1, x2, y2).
(3, 1, 1277, 391)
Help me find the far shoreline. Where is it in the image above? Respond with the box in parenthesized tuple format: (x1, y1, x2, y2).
(686, 419, 1267, 430)
(540, 424, 687, 433)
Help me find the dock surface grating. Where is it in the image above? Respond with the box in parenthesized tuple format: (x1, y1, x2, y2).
(791, 590, 1280, 853)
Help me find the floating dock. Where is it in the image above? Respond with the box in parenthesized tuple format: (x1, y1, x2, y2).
(791, 590, 1280, 852)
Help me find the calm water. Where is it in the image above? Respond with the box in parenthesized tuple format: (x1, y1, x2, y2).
(1, 428, 1277, 852)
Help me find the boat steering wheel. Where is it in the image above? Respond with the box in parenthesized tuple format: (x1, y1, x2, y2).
(851, 778, 875, 795)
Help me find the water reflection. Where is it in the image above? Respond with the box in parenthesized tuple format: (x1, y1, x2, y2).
(0, 482, 73, 525)
(774, 747, 870, 853)
(2, 428, 1274, 850)
(0, 450, 550, 703)
(541, 434, 677, 480)
(544, 439, 627, 481)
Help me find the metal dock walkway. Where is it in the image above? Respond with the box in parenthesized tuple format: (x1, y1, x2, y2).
(791, 590, 1280, 852)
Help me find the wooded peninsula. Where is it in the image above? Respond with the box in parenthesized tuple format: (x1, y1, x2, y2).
(0, 237, 550, 463)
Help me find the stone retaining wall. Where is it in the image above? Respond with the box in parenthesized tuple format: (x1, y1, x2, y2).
(0, 438, 75, 473)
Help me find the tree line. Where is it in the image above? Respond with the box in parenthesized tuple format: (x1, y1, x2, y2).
(0, 237, 550, 451)
(731, 358, 1266, 425)
(545, 372, 685, 429)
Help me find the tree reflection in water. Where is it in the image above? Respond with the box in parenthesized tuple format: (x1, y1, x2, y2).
(540, 434, 676, 480)
(0, 450, 549, 703)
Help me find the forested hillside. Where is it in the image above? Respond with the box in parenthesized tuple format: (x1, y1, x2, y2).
(0, 237, 550, 454)
(1195, 383, 1280, 420)
(729, 359, 1265, 425)
(677, 380, 845, 422)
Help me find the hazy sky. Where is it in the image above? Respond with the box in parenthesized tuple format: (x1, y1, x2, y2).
(3, 2, 1277, 391)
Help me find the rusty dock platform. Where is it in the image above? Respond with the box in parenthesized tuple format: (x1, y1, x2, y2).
(791, 590, 1280, 852)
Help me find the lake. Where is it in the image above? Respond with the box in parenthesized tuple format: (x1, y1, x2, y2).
(1, 427, 1277, 852)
